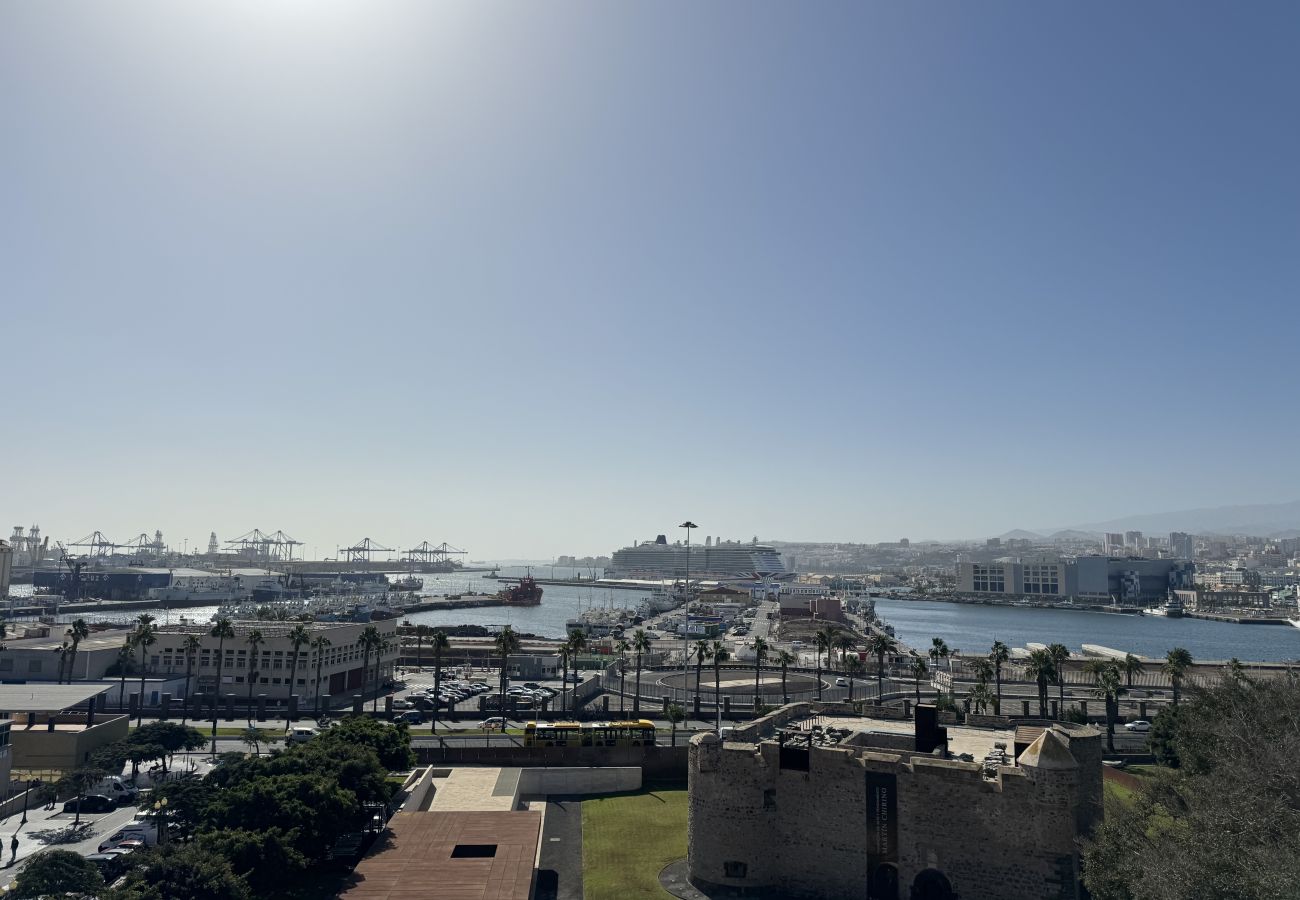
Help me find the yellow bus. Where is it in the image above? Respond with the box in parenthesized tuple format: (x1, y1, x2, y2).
(523, 719, 656, 748)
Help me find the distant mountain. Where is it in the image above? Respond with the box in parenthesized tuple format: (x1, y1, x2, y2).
(997, 529, 1045, 541)
(1048, 529, 1099, 542)
(1053, 499, 1300, 539)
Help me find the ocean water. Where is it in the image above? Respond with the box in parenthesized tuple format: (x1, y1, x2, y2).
(874, 597, 1300, 663)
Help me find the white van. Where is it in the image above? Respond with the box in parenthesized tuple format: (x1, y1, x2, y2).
(287, 726, 317, 745)
(99, 822, 158, 852)
(92, 777, 139, 806)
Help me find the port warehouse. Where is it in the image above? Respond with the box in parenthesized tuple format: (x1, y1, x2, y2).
(956, 555, 1194, 605)
(30, 567, 389, 601)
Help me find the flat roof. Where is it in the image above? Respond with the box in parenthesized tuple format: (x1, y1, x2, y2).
(798, 714, 1016, 760)
(341, 810, 541, 900)
(0, 684, 111, 712)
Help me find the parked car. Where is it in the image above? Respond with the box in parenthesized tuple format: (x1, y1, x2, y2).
(391, 699, 412, 711)
(64, 794, 116, 814)
(1124, 720, 1152, 733)
(99, 827, 156, 852)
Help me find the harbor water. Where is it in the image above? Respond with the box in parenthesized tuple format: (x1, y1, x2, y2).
(874, 597, 1300, 663)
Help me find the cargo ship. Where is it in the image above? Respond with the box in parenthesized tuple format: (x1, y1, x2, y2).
(499, 575, 543, 606)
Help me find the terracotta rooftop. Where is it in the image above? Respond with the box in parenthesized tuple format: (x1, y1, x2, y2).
(340, 810, 541, 900)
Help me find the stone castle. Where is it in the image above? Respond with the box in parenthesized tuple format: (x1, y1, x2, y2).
(688, 709, 1102, 900)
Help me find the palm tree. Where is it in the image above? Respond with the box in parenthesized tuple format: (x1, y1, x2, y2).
(834, 633, 857, 674)
(1121, 653, 1144, 689)
(180, 635, 201, 723)
(117, 638, 135, 712)
(310, 634, 332, 718)
(493, 626, 522, 709)
(989, 641, 1010, 714)
(567, 630, 588, 714)
(845, 655, 865, 701)
(65, 618, 90, 683)
(135, 616, 158, 726)
(972, 658, 994, 686)
(1163, 647, 1194, 706)
(1089, 660, 1125, 752)
(357, 626, 384, 712)
(1025, 648, 1055, 718)
(244, 629, 265, 725)
(1047, 643, 1070, 717)
(430, 630, 449, 730)
(209, 617, 235, 755)
(929, 638, 949, 674)
(711, 640, 730, 733)
(752, 637, 769, 708)
(631, 629, 651, 716)
(667, 702, 685, 747)
(814, 626, 839, 699)
(909, 653, 928, 705)
(775, 650, 795, 703)
(55, 641, 71, 685)
(692, 639, 712, 701)
(968, 681, 994, 714)
(374, 639, 391, 713)
(414, 624, 432, 673)
(285, 624, 310, 729)
(614, 638, 630, 716)
(865, 633, 895, 699)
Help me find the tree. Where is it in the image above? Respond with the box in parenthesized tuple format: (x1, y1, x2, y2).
(693, 639, 712, 702)
(309, 715, 415, 771)
(1025, 648, 1055, 718)
(1083, 675, 1300, 899)
(413, 624, 431, 672)
(711, 640, 730, 732)
(209, 617, 235, 755)
(429, 629, 449, 731)
(310, 634, 332, 718)
(373, 638, 391, 713)
(814, 626, 839, 700)
(136, 613, 158, 726)
(752, 636, 770, 707)
(201, 827, 307, 896)
(356, 625, 384, 712)
(65, 618, 90, 683)
(111, 842, 251, 900)
(493, 625, 521, 702)
(866, 632, 896, 698)
(1047, 643, 1070, 717)
(241, 727, 270, 757)
(989, 640, 1010, 714)
(834, 633, 857, 674)
(908, 652, 928, 705)
(181, 635, 202, 723)
(1146, 703, 1184, 767)
(1163, 647, 1194, 706)
(972, 657, 994, 686)
(1121, 652, 1144, 689)
(967, 681, 994, 715)
(131, 722, 206, 772)
(284, 624, 310, 729)
(56, 639, 72, 686)
(58, 766, 106, 827)
(775, 650, 795, 703)
(631, 628, 650, 716)
(566, 629, 587, 714)
(929, 637, 949, 674)
(244, 629, 264, 726)
(845, 655, 865, 701)
(12, 849, 104, 899)
(117, 636, 136, 711)
(1087, 660, 1125, 752)
(667, 703, 685, 747)
(614, 637, 630, 716)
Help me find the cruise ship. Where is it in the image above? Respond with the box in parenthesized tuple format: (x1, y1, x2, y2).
(605, 535, 789, 579)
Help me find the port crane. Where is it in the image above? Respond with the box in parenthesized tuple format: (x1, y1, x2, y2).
(402, 541, 467, 566)
(341, 538, 393, 570)
(225, 529, 303, 561)
(69, 532, 120, 558)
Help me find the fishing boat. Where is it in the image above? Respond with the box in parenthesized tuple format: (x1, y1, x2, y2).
(499, 575, 543, 606)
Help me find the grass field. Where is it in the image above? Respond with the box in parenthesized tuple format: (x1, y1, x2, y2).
(582, 787, 687, 900)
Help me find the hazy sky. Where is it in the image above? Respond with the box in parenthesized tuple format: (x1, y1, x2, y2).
(4, 2, 1298, 559)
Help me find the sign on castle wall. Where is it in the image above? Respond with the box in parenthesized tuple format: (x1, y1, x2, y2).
(866, 770, 898, 865)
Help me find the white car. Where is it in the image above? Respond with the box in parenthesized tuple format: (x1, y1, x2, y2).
(1123, 720, 1151, 733)
(835, 677, 848, 686)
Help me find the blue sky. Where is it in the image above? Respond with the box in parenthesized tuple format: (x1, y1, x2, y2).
(3, 2, 1297, 558)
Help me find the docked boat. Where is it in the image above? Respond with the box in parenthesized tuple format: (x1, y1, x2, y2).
(1288, 618, 1300, 629)
(1144, 596, 1185, 618)
(389, 576, 424, 593)
(499, 575, 543, 606)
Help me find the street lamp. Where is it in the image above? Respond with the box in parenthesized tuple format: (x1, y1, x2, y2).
(152, 796, 169, 844)
(679, 522, 697, 708)
(19, 779, 36, 826)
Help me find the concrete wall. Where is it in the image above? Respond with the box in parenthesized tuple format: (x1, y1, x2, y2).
(518, 766, 641, 796)
(10, 715, 130, 772)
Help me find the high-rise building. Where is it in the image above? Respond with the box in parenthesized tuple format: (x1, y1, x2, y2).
(1169, 532, 1195, 559)
(1124, 531, 1143, 549)
(1103, 533, 1125, 554)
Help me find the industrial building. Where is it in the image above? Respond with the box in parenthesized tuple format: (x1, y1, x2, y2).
(956, 556, 1194, 606)
(149, 619, 399, 704)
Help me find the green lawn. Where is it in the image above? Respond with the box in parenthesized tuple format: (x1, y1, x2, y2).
(583, 787, 687, 900)
(1104, 779, 1135, 811)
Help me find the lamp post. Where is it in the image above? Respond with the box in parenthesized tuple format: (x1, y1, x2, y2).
(19, 780, 36, 826)
(679, 521, 697, 706)
(153, 796, 168, 844)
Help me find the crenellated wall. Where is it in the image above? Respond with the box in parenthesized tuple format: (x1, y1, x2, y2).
(688, 723, 1102, 900)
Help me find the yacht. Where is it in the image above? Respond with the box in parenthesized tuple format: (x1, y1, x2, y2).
(1144, 596, 1185, 618)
